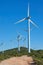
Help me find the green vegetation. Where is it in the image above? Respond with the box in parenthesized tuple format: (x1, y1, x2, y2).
(0, 47, 43, 65)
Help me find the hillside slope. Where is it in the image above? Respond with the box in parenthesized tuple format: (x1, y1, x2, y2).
(0, 47, 43, 65)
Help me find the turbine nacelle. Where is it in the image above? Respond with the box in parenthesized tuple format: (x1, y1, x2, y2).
(26, 16, 31, 20)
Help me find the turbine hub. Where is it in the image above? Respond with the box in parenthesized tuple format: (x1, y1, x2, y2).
(26, 16, 31, 20)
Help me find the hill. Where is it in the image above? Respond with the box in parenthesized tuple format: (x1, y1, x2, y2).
(0, 47, 43, 65)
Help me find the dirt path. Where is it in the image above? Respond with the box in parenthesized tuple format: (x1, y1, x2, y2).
(0, 55, 33, 65)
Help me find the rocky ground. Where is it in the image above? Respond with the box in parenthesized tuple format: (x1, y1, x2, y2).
(0, 55, 34, 65)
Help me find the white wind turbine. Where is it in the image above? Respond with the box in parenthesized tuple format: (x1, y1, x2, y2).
(17, 33, 22, 52)
(15, 4, 39, 53)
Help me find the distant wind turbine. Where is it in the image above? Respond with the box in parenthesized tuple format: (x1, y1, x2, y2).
(23, 37, 26, 48)
(17, 33, 22, 52)
(15, 4, 39, 53)
(0, 43, 3, 46)
(0, 42, 4, 53)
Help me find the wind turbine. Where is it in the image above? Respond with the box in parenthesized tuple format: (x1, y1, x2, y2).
(10, 40, 13, 48)
(23, 37, 26, 48)
(0, 42, 4, 53)
(15, 4, 39, 53)
(0, 42, 3, 47)
(17, 33, 22, 52)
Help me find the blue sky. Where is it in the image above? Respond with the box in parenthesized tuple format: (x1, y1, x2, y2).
(0, 0, 43, 51)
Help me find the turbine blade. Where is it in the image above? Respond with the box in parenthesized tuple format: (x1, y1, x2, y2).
(29, 19, 39, 28)
(28, 3, 29, 17)
(15, 18, 26, 24)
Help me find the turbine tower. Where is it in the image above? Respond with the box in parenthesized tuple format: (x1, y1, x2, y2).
(15, 4, 39, 53)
